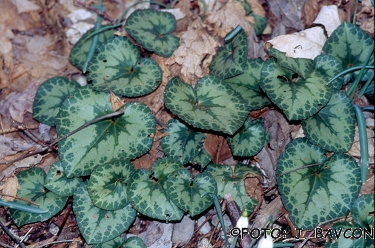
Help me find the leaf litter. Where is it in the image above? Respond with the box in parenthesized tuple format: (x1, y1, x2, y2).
(0, 0, 373, 247)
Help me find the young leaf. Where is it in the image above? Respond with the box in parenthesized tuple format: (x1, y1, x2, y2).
(166, 169, 217, 217)
(161, 118, 205, 165)
(227, 117, 266, 157)
(209, 27, 248, 79)
(44, 160, 82, 197)
(225, 58, 271, 110)
(86, 36, 162, 97)
(88, 160, 134, 211)
(302, 91, 355, 152)
(74, 182, 136, 244)
(164, 76, 248, 135)
(10, 168, 68, 227)
(56, 87, 155, 178)
(260, 56, 333, 120)
(322, 22, 374, 84)
(69, 25, 116, 71)
(32, 76, 80, 126)
(124, 9, 179, 57)
(206, 164, 262, 211)
(127, 169, 184, 221)
(351, 194, 374, 228)
(277, 138, 361, 229)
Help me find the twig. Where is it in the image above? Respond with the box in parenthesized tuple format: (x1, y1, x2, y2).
(15, 227, 33, 248)
(37, 239, 80, 248)
(0, 193, 40, 206)
(50, 109, 124, 146)
(0, 148, 47, 165)
(12, 121, 50, 148)
(73, 0, 116, 24)
(0, 220, 26, 248)
(280, 163, 323, 177)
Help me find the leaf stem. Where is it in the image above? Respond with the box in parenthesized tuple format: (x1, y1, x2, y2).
(280, 163, 323, 177)
(326, 66, 374, 86)
(353, 104, 369, 184)
(352, 0, 359, 24)
(0, 199, 48, 214)
(51, 109, 124, 146)
(201, 192, 230, 248)
(358, 71, 374, 98)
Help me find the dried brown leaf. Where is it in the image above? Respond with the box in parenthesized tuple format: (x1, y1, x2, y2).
(347, 126, 374, 164)
(0, 174, 20, 201)
(203, 133, 232, 164)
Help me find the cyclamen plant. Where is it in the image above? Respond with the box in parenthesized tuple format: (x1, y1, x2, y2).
(5, 4, 374, 248)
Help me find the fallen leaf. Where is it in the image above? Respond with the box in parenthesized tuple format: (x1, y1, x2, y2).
(347, 126, 374, 164)
(166, 20, 219, 83)
(203, 133, 232, 164)
(0, 154, 43, 181)
(0, 174, 20, 201)
(12, 0, 40, 13)
(160, 8, 186, 20)
(313, 5, 342, 36)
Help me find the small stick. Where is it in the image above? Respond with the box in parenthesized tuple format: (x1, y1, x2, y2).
(0, 220, 26, 248)
(0, 193, 40, 206)
(74, 0, 116, 24)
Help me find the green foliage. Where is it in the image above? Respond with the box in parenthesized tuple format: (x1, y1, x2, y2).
(209, 27, 248, 79)
(86, 36, 162, 97)
(161, 118, 205, 164)
(73, 181, 136, 244)
(277, 138, 361, 229)
(55, 87, 155, 177)
(206, 164, 261, 211)
(165, 169, 217, 216)
(125, 9, 179, 57)
(302, 91, 355, 152)
(10, 168, 68, 227)
(32, 76, 81, 126)
(164, 76, 248, 134)
(351, 194, 374, 228)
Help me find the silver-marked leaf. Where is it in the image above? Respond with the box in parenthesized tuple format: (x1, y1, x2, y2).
(164, 76, 248, 135)
(277, 138, 361, 229)
(209, 28, 248, 79)
(325, 222, 368, 248)
(302, 91, 355, 152)
(69, 25, 116, 71)
(227, 117, 266, 157)
(166, 169, 217, 217)
(92, 234, 125, 248)
(10, 168, 68, 227)
(312, 54, 343, 89)
(88, 160, 134, 210)
(152, 157, 183, 183)
(206, 164, 262, 211)
(351, 194, 374, 228)
(323, 22, 374, 84)
(191, 148, 212, 168)
(125, 9, 179, 57)
(127, 169, 184, 221)
(86, 36, 162, 97)
(32, 76, 80, 126)
(260, 57, 333, 120)
(161, 118, 205, 165)
(44, 160, 82, 197)
(56, 87, 155, 178)
(225, 58, 271, 110)
(74, 181, 136, 244)
(123, 236, 147, 248)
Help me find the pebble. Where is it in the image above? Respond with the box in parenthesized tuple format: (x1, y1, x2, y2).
(172, 215, 195, 246)
(197, 216, 211, 235)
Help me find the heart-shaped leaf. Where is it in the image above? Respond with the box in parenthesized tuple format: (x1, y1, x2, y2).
(225, 58, 271, 110)
(260, 54, 333, 120)
(86, 36, 162, 97)
(92, 234, 125, 248)
(227, 117, 266, 157)
(74, 181, 136, 244)
(152, 157, 183, 188)
(302, 91, 355, 152)
(56, 87, 155, 178)
(69, 25, 116, 71)
(351, 194, 374, 228)
(44, 160, 82, 197)
(32, 76, 81, 126)
(10, 168, 68, 227)
(249, 13, 267, 36)
(164, 76, 248, 135)
(277, 138, 361, 229)
(161, 118, 205, 164)
(166, 169, 217, 216)
(127, 169, 184, 221)
(124, 9, 179, 57)
(88, 160, 134, 210)
(206, 164, 262, 211)
(209, 27, 248, 79)
(323, 22, 374, 84)
(191, 148, 212, 168)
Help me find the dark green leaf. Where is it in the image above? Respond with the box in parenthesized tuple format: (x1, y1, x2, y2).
(32, 76, 80, 126)
(351, 194, 374, 228)
(86, 36, 162, 97)
(125, 9, 179, 57)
